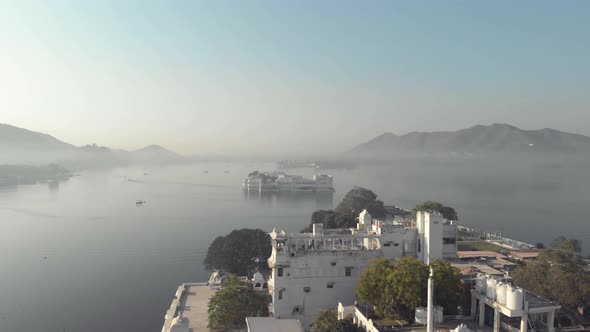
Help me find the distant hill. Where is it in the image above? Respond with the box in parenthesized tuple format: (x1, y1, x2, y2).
(0, 123, 76, 164)
(0, 123, 188, 168)
(353, 124, 590, 156)
(130, 145, 188, 164)
(0, 123, 74, 150)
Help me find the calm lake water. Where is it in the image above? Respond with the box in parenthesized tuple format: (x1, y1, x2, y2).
(1, 158, 589, 332)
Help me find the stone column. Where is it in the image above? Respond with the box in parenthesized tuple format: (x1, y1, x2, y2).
(547, 310, 555, 332)
(470, 293, 477, 319)
(493, 309, 500, 332)
(520, 313, 528, 332)
(427, 268, 434, 332)
(479, 299, 485, 328)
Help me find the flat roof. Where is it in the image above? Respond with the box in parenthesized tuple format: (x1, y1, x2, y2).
(458, 251, 506, 259)
(509, 250, 544, 259)
(525, 290, 559, 309)
(162, 283, 216, 332)
(451, 263, 504, 276)
(246, 317, 304, 332)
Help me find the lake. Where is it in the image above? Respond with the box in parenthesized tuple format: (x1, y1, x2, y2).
(0, 158, 588, 332)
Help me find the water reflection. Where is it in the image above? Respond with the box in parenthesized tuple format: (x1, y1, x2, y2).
(242, 190, 333, 210)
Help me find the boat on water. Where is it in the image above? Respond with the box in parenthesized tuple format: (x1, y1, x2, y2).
(136, 200, 145, 205)
(242, 171, 334, 192)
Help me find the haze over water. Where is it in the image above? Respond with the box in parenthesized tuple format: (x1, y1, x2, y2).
(0, 158, 588, 332)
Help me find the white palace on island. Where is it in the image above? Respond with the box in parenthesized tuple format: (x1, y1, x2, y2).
(267, 210, 458, 327)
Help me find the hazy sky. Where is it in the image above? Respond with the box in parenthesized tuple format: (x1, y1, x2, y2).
(1, 1, 589, 155)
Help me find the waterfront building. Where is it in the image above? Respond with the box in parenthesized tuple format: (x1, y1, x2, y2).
(267, 210, 458, 327)
(242, 171, 334, 192)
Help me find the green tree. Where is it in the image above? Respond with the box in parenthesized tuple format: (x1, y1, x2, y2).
(311, 210, 338, 228)
(355, 258, 398, 318)
(313, 311, 357, 332)
(413, 201, 458, 221)
(301, 210, 339, 232)
(356, 257, 461, 320)
(387, 257, 429, 319)
(535, 242, 545, 249)
(313, 311, 338, 332)
(335, 187, 387, 224)
(356, 257, 428, 320)
(513, 249, 590, 309)
(204, 229, 272, 276)
(302, 187, 387, 232)
(550, 236, 582, 253)
(208, 276, 270, 330)
(333, 319, 357, 332)
(430, 259, 462, 315)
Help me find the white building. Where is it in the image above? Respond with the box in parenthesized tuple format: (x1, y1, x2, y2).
(242, 172, 334, 192)
(275, 173, 334, 191)
(267, 210, 457, 327)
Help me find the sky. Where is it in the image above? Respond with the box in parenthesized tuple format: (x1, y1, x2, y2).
(1, 0, 589, 155)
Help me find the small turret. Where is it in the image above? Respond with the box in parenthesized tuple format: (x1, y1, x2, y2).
(358, 209, 372, 230)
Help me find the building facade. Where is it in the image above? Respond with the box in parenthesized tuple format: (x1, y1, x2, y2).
(267, 210, 457, 327)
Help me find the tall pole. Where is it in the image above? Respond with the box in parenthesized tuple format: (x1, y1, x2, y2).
(427, 267, 434, 332)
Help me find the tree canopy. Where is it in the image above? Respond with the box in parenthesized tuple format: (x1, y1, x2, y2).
(413, 201, 458, 221)
(335, 187, 387, 221)
(550, 236, 582, 253)
(429, 259, 462, 315)
(313, 311, 357, 332)
(302, 187, 387, 232)
(207, 276, 270, 330)
(355, 257, 461, 319)
(513, 245, 590, 309)
(204, 229, 272, 276)
(355, 258, 399, 318)
(387, 257, 429, 318)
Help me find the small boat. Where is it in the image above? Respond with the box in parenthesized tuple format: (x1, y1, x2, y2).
(136, 200, 145, 205)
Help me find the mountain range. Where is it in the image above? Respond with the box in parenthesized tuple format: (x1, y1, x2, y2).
(353, 123, 590, 156)
(0, 123, 187, 168)
(3, 122, 589, 168)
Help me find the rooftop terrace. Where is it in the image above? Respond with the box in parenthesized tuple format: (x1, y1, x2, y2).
(162, 283, 216, 332)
